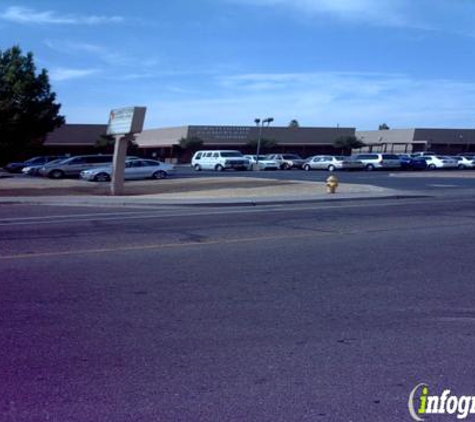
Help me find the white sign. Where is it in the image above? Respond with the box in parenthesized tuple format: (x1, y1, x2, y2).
(107, 106, 146, 136)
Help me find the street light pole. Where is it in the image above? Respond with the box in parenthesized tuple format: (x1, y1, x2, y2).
(254, 117, 273, 170)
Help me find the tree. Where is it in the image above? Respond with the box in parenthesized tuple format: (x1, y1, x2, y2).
(95, 134, 115, 152)
(288, 119, 300, 128)
(94, 134, 140, 155)
(178, 136, 204, 151)
(333, 135, 366, 151)
(246, 138, 278, 153)
(0, 46, 65, 162)
(378, 123, 390, 130)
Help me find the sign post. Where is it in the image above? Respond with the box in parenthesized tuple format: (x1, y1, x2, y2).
(106, 107, 146, 196)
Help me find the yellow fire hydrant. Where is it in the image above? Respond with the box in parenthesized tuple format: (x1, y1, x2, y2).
(326, 175, 339, 194)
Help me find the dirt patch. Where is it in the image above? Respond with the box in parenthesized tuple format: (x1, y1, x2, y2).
(0, 177, 303, 197)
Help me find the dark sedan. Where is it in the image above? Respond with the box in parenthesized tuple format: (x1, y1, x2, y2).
(398, 155, 427, 170)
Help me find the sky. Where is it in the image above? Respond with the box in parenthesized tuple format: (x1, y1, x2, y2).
(1, 0, 475, 130)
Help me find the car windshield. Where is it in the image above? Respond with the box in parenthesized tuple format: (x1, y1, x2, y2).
(221, 152, 243, 157)
(334, 156, 347, 160)
(25, 157, 43, 164)
(43, 158, 67, 166)
(56, 157, 76, 164)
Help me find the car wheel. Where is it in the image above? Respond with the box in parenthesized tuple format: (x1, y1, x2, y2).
(303, 164, 311, 171)
(428, 164, 436, 170)
(458, 164, 465, 169)
(281, 163, 290, 170)
(49, 169, 64, 179)
(328, 165, 336, 172)
(215, 164, 224, 171)
(193, 164, 201, 171)
(93, 173, 111, 182)
(152, 170, 167, 179)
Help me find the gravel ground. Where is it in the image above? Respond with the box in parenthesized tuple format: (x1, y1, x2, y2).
(0, 176, 388, 198)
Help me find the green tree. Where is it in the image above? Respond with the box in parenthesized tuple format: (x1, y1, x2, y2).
(95, 134, 140, 156)
(246, 138, 278, 153)
(178, 136, 204, 151)
(0, 46, 65, 162)
(333, 135, 366, 151)
(288, 119, 300, 128)
(95, 134, 115, 151)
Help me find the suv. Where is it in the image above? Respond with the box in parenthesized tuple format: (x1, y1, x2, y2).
(39, 155, 115, 179)
(352, 153, 401, 171)
(191, 150, 249, 171)
(266, 154, 305, 170)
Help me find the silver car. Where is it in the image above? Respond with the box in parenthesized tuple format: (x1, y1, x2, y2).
(80, 159, 175, 182)
(352, 153, 402, 171)
(22, 157, 68, 176)
(303, 155, 364, 171)
(39, 155, 114, 178)
(266, 154, 305, 170)
(244, 155, 279, 170)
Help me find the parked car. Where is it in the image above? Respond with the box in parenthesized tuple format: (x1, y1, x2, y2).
(302, 155, 364, 171)
(80, 159, 175, 182)
(410, 152, 437, 158)
(451, 156, 475, 169)
(39, 155, 115, 179)
(266, 154, 305, 170)
(5, 156, 65, 173)
(191, 150, 249, 171)
(22, 157, 69, 176)
(243, 155, 279, 170)
(352, 153, 401, 171)
(398, 155, 428, 170)
(420, 156, 458, 169)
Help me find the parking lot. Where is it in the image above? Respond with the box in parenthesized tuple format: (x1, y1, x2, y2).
(2, 165, 475, 198)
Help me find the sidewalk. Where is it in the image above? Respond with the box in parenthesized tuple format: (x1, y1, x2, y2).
(0, 176, 421, 207)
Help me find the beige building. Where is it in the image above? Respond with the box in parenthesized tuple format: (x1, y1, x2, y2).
(43, 124, 475, 160)
(356, 128, 475, 154)
(44, 124, 355, 162)
(135, 125, 355, 161)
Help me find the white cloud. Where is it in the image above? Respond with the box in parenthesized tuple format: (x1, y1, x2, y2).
(44, 40, 160, 69)
(54, 70, 475, 129)
(0, 6, 123, 25)
(144, 71, 475, 129)
(226, 0, 427, 28)
(49, 67, 99, 81)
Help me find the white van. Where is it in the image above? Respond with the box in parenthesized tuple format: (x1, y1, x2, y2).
(191, 150, 249, 171)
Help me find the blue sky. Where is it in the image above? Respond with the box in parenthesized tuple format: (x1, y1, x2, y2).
(1, 0, 475, 129)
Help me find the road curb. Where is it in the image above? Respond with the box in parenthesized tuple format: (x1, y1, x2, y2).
(0, 193, 432, 208)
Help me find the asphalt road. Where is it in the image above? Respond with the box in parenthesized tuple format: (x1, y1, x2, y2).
(178, 166, 475, 192)
(1, 197, 475, 421)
